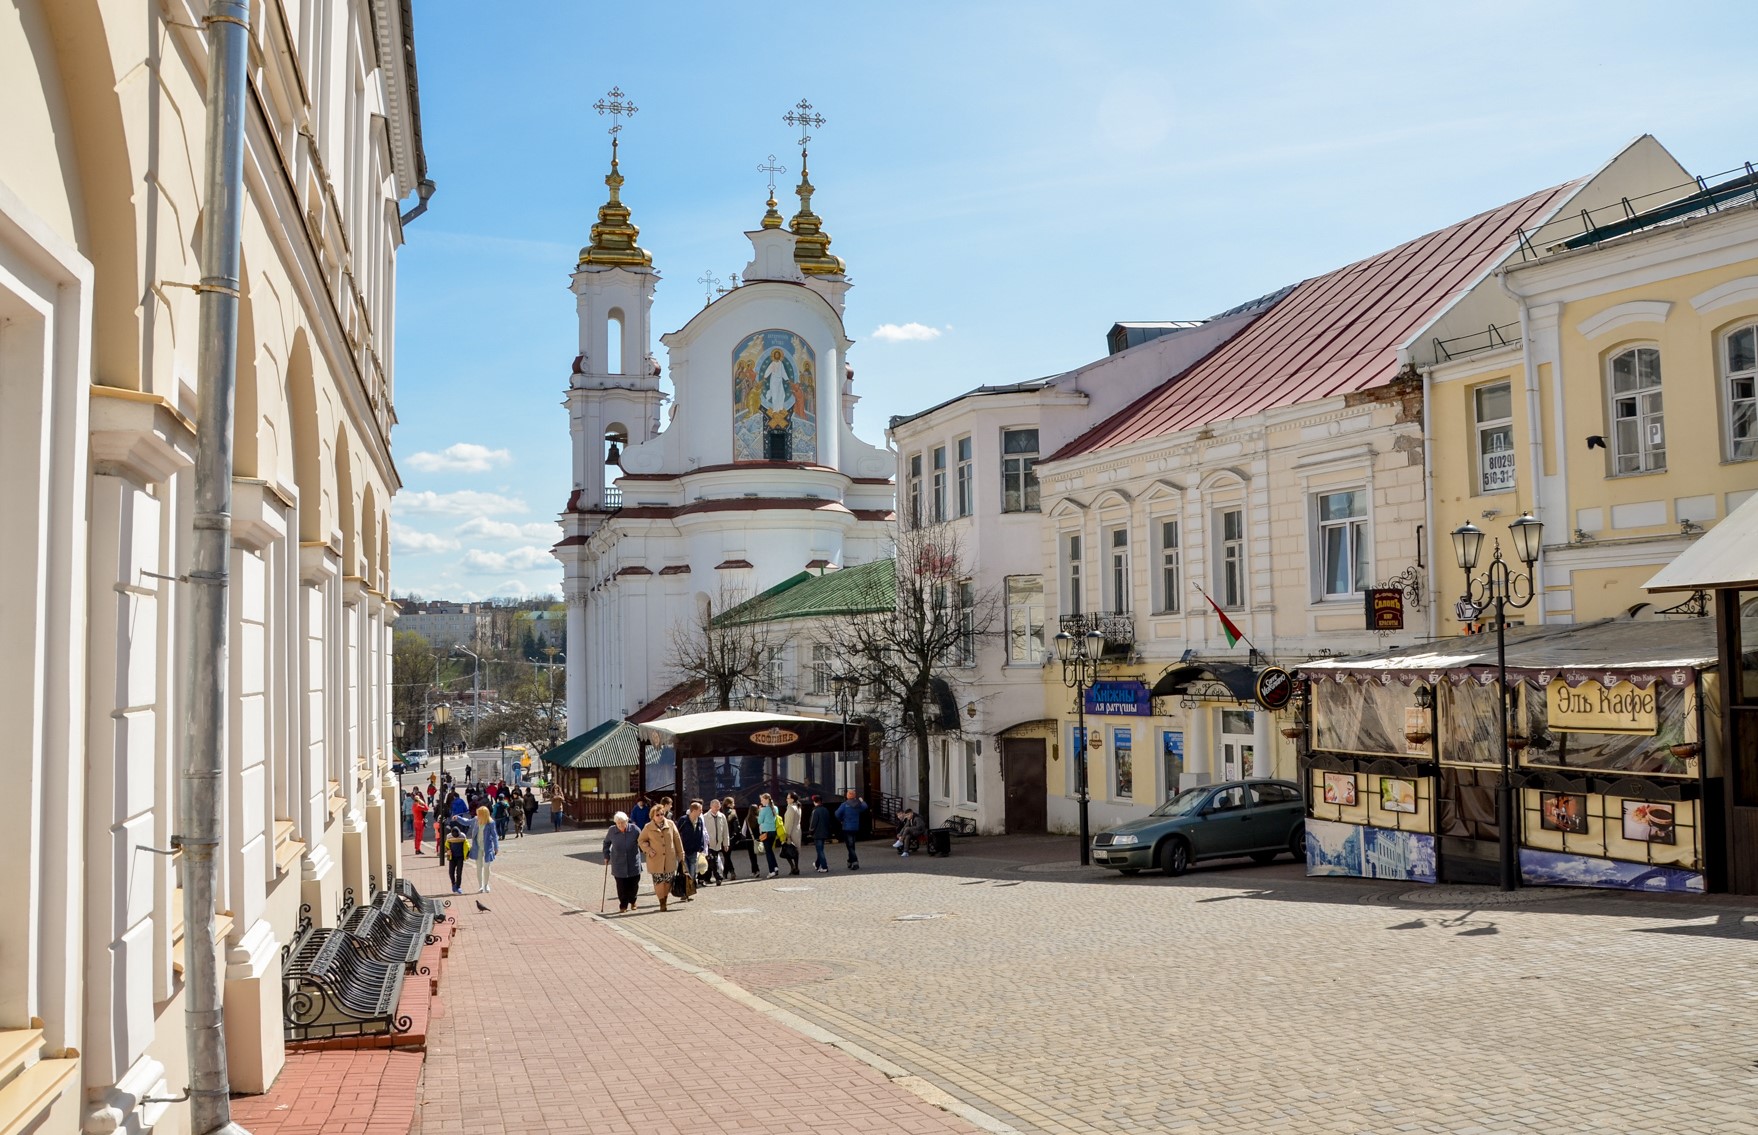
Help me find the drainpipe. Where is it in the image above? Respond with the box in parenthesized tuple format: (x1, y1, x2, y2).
(1497, 268, 1549, 624)
(177, 2, 252, 1132)
(1419, 361, 1440, 640)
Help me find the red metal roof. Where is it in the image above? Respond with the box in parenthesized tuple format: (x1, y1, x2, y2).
(1047, 180, 1578, 461)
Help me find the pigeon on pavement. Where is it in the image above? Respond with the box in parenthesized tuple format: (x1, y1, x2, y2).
(475, 900, 490, 912)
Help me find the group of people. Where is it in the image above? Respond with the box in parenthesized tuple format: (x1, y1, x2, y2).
(404, 774, 567, 895)
(601, 789, 871, 913)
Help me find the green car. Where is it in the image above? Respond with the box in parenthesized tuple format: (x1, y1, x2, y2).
(1090, 779, 1306, 876)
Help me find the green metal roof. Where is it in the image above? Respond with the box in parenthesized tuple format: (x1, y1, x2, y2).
(715, 560, 895, 626)
(542, 718, 641, 769)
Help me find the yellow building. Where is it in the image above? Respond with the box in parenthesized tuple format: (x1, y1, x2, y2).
(1428, 149, 1758, 625)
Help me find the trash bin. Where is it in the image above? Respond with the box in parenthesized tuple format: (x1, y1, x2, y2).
(927, 828, 952, 857)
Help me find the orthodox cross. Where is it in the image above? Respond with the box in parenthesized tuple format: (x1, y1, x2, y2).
(783, 98, 826, 150)
(697, 270, 722, 305)
(593, 86, 637, 136)
(758, 154, 788, 196)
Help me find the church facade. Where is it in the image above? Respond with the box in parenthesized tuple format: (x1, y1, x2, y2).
(556, 131, 895, 733)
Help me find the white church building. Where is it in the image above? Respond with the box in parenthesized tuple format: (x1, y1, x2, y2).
(556, 130, 895, 733)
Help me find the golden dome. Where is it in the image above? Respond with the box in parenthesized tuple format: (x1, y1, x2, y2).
(788, 150, 845, 277)
(579, 138, 652, 268)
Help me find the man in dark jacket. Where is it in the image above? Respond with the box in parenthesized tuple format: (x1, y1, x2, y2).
(835, 789, 867, 870)
(678, 801, 707, 899)
(808, 794, 832, 873)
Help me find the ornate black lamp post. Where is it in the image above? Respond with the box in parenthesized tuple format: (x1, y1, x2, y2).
(433, 703, 451, 790)
(830, 673, 860, 799)
(1054, 627, 1107, 865)
(1451, 512, 1545, 892)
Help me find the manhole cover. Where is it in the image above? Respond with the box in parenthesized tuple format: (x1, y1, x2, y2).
(894, 912, 949, 921)
(1397, 886, 1587, 907)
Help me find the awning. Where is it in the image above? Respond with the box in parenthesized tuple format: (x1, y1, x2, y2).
(1646, 493, 1758, 592)
(542, 719, 641, 769)
(1150, 661, 1258, 701)
(635, 710, 867, 760)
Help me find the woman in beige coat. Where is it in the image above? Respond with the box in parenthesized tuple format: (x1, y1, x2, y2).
(637, 804, 687, 912)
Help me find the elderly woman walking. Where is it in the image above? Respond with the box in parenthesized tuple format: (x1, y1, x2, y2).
(637, 804, 687, 912)
(602, 811, 644, 913)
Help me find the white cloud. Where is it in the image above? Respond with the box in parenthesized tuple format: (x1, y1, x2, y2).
(456, 517, 557, 542)
(870, 322, 945, 343)
(394, 490, 528, 517)
(463, 546, 556, 573)
(406, 443, 513, 474)
(391, 523, 460, 555)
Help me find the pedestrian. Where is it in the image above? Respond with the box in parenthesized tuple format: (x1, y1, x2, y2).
(637, 804, 686, 912)
(549, 788, 565, 830)
(431, 806, 443, 852)
(511, 793, 526, 838)
(679, 801, 707, 898)
(836, 788, 867, 870)
(756, 792, 780, 878)
(727, 796, 757, 877)
(412, 792, 428, 855)
(630, 795, 651, 831)
(448, 789, 468, 818)
(493, 793, 511, 839)
(522, 788, 538, 835)
(602, 811, 643, 913)
(809, 794, 831, 873)
(401, 789, 415, 841)
(783, 792, 803, 876)
(893, 807, 926, 857)
(703, 798, 730, 885)
(470, 804, 500, 893)
(443, 814, 470, 895)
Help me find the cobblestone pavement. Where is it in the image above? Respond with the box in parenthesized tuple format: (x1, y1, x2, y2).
(488, 822, 1758, 1135)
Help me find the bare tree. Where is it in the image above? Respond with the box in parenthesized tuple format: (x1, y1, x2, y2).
(667, 586, 784, 712)
(841, 523, 998, 827)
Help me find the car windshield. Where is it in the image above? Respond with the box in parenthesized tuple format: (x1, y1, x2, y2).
(1149, 788, 1210, 817)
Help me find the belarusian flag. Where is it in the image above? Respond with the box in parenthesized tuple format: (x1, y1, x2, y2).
(1205, 591, 1244, 648)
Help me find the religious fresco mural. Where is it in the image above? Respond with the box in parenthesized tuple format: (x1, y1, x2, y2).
(733, 329, 817, 463)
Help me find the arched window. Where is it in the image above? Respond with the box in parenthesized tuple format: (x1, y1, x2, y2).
(606, 309, 625, 375)
(1725, 324, 1756, 461)
(1607, 346, 1664, 474)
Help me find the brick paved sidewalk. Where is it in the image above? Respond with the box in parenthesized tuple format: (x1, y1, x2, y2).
(406, 850, 981, 1135)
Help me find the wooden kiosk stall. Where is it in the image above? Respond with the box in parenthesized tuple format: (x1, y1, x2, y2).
(541, 718, 641, 825)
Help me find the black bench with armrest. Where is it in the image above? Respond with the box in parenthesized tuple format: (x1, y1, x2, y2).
(282, 920, 409, 1042)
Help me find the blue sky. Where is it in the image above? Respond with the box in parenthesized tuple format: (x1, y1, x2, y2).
(390, 0, 1758, 601)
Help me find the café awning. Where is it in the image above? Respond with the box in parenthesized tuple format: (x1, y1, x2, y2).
(1151, 661, 1259, 701)
(1646, 493, 1758, 592)
(635, 710, 867, 760)
(542, 719, 640, 769)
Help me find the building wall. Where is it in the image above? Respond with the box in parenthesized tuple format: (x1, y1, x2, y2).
(2, 1, 420, 1129)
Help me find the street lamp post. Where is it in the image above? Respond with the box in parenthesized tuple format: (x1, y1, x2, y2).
(1451, 512, 1545, 893)
(453, 645, 481, 771)
(830, 674, 859, 801)
(433, 703, 452, 791)
(1055, 627, 1108, 866)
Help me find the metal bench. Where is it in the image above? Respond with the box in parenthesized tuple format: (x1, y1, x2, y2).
(393, 876, 451, 923)
(282, 923, 409, 1042)
(338, 891, 428, 971)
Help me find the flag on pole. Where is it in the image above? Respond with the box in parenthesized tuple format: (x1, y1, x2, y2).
(1203, 590, 1245, 648)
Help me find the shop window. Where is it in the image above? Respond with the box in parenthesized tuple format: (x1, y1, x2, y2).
(1314, 489, 1368, 600)
(1608, 346, 1665, 474)
(932, 445, 947, 523)
(1475, 381, 1515, 493)
(1156, 518, 1181, 613)
(955, 436, 974, 516)
(1725, 324, 1756, 462)
(1001, 428, 1039, 512)
(1214, 508, 1245, 609)
(1113, 727, 1133, 798)
(1161, 730, 1184, 801)
(1064, 532, 1083, 616)
(1105, 527, 1131, 614)
(1005, 575, 1045, 664)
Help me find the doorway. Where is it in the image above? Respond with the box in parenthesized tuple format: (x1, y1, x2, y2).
(1002, 737, 1047, 833)
(1220, 709, 1255, 781)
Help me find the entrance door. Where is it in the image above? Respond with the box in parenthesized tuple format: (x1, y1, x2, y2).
(1219, 710, 1255, 781)
(1002, 738, 1048, 834)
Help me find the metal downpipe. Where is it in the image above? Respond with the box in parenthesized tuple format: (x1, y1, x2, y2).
(179, 1, 253, 1132)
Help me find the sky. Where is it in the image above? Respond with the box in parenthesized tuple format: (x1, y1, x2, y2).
(389, 0, 1758, 601)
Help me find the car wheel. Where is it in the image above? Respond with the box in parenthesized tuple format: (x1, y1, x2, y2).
(1287, 824, 1306, 858)
(1160, 838, 1189, 877)
(1118, 868, 1140, 876)
(1250, 850, 1279, 864)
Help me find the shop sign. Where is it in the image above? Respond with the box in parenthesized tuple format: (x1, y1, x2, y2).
(1365, 588, 1404, 631)
(1546, 679, 1658, 735)
(1254, 667, 1294, 711)
(1084, 679, 1152, 716)
(749, 727, 801, 746)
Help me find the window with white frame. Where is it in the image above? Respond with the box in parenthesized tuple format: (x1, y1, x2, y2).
(1105, 527, 1130, 613)
(1608, 346, 1665, 474)
(1001, 428, 1040, 512)
(931, 445, 947, 522)
(1156, 518, 1181, 613)
(1726, 324, 1756, 461)
(1005, 575, 1046, 664)
(1214, 508, 1245, 609)
(955, 436, 974, 516)
(812, 643, 832, 695)
(1314, 489, 1368, 599)
(762, 646, 787, 696)
(907, 453, 924, 526)
(1064, 532, 1084, 616)
(962, 740, 979, 804)
(1474, 382, 1515, 493)
(957, 579, 976, 665)
(939, 737, 952, 800)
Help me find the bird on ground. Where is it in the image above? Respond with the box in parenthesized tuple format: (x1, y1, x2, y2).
(475, 900, 490, 912)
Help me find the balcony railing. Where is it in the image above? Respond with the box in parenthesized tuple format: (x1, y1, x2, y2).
(603, 486, 622, 510)
(1058, 610, 1135, 657)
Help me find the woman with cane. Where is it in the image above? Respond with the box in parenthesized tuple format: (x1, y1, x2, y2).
(601, 811, 642, 913)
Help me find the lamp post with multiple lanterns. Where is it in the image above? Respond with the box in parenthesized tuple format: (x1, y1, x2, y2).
(1450, 511, 1545, 893)
(1054, 627, 1107, 866)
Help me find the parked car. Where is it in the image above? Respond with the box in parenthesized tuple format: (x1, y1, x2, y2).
(1091, 779, 1306, 876)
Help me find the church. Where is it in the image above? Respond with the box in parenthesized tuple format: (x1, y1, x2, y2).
(556, 101, 895, 736)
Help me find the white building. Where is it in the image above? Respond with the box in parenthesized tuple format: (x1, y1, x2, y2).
(557, 137, 893, 734)
(884, 303, 1277, 832)
(3, 2, 425, 1129)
